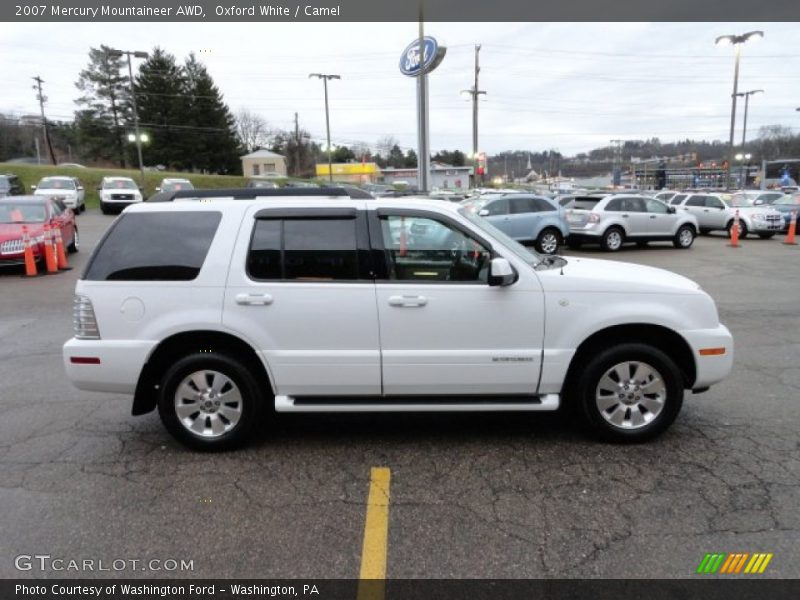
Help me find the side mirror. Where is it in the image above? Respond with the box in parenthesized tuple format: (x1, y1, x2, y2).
(754, 199, 764, 205)
(77, 186, 84, 191)
(31, 185, 37, 191)
(667, 205, 676, 214)
(155, 187, 161, 192)
(478, 209, 490, 217)
(489, 257, 516, 287)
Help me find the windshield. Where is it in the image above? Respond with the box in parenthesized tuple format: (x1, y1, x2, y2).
(0, 178, 10, 190)
(161, 181, 193, 191)
(0, 201, 47, 223)
(103, 179, 138, 190)
(726, 194, 756, 208)
(38, 178, 75, 190)
(460, 207, 542, 268)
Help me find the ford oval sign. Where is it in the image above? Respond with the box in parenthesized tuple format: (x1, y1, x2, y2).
(399, 36, 446, 77)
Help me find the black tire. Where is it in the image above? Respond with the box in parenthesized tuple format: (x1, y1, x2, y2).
(100, 201, 110, 215)
(566, 238, 582, 250)
(158, 352, 265, 451)
(601, 226, 624, 252)
(727, 219, 748, 239)
(535, 228, 562, 254)
(758, 233, 775, 240)
(67, 227, 79, 253)
(673, 224, 695, 249)
(571, 343, 684, 443)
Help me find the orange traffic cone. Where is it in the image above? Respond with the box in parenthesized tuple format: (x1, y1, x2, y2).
(43, 224, 58, 273)
(784, 210, 798, 246)
(729, 210, 740, 248)
(54, 227, 70, 270)
(21, 225, 38, 277)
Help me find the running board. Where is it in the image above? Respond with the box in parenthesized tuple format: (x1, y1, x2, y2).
(274, 394, 560, 413)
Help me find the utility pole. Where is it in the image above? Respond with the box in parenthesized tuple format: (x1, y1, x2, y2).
(107, 49, 149, 185)
(461, 44, 486, 187)
(736, 89, 763, 187)
(309, 73, 340, 183)
(610, 139, 623, 187)
(32, 76, 56, 165)
(294, 111, 300, 177)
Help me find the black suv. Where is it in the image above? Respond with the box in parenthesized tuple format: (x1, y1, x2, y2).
(0, 174, 25, 197)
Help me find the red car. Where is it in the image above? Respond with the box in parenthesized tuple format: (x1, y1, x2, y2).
(0, 195, 78, 267)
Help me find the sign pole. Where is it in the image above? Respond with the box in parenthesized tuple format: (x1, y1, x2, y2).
(416, 13, 430, 193)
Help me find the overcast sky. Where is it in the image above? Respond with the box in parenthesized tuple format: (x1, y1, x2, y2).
(2, 22, 799, 156)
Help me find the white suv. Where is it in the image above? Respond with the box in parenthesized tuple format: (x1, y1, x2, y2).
(98, 176, 143, 214)
(63, 193, 733, 449)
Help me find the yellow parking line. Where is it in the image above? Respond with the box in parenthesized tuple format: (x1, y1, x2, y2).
(357, 467, 391, 600)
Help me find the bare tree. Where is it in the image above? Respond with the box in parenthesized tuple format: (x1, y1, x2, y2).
(376, 135, 399, 160)
(236, 109, 271, 153)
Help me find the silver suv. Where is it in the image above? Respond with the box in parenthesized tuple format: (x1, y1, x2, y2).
(675, 192, 783, 239)
(566, 194, 699, 251)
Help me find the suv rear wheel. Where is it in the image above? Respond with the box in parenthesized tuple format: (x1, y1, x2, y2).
(601, 227, 624, 252)
(572, 343, 684, 442)
(158, 352, 264, 451)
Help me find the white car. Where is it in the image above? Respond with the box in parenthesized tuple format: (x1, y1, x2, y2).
(63, 194, 733, 449)
(32, 176, 86, 212)
(98, 176, 143, 214)
(675, 192, 784, 238)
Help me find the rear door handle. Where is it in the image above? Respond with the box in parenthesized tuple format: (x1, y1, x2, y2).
(388, 295, 428, 307)
(622, 214, 629, 218)
(235, 293, 274, 306)
(649, 215, 657, 219)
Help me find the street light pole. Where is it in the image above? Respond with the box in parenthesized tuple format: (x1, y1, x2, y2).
(715, 31, 763, 190)
(736, 89, 764, 187)
(309, 73, 340, 183)
(108, 48, 149, 185)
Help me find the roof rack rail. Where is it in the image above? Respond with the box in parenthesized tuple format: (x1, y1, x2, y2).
(146, 187, 350, 202)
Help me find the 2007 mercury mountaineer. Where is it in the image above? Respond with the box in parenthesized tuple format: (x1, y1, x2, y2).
(63, 191, 733, 450)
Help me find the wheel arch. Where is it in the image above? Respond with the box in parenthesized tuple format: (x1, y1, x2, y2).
(132, 330, 273, 416)
(562, 323, 696, 396)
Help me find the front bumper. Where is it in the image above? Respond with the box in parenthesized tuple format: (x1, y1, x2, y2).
(63, 338, 157, 394)
(679, 324, 734, 389)
(747, 218, 783, 233)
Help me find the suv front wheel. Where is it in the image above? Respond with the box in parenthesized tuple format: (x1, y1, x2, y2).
(572, 343, 684, 442)
(158, 352, 264, 450)
(673, 224, 695, 249)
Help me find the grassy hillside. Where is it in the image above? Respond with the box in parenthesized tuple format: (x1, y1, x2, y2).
(0, 163, 254, 208)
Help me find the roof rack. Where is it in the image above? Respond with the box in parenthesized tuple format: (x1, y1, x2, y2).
(146, 187, 350, 202)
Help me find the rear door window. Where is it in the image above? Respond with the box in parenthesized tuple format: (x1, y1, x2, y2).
(84, 212, 221, 281)
(247, 217, 360, 281)
(509, 198, 536, 214)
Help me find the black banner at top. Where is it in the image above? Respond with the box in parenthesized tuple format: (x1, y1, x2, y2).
(1, 0, 797, 22)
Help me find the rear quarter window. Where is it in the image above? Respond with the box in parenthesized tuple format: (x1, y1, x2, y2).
(84, 212, 222, 281)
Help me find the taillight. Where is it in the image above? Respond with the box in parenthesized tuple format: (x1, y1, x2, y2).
(588, 213, 601, 224)
(73, 295, 100, 339)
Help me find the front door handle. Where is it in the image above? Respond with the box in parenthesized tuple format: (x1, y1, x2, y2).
(388, 295, 428, 307)
(235, 293, 274, 306)
(649, 215, 657, 219)
(621, 214, 629, 218)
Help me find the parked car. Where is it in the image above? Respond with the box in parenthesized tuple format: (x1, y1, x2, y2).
(653, 190, 679, 203)
(761, 193, 800, 231)
(741, 190, 785, 206)
(63, 194, 733, 449)
(675, 192, 783, 238)
(463, 193, 569, 254)
(155, 178, 194, 193)
(566, 194, 698, 251)
(98, 177, 143, 214)
(0, 196, 78, 267)
(0, 174, 26, 197)
(245, 179, 279, 189)
(32, 176, 86, 213)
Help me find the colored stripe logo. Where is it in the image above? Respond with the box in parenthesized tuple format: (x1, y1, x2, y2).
(696, 552, 773, 574)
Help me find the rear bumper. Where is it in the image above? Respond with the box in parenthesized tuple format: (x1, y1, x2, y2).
(63, 338, 156, 394)
(679, 324, 734, 389)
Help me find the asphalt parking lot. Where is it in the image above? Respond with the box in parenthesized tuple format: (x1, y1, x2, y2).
(2, 210, 799, 579)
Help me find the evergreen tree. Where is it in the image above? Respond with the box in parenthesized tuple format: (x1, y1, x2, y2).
(183, 53, 241, 173)
(134, 47, 188, 169)
(74, 45, 130, 166)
